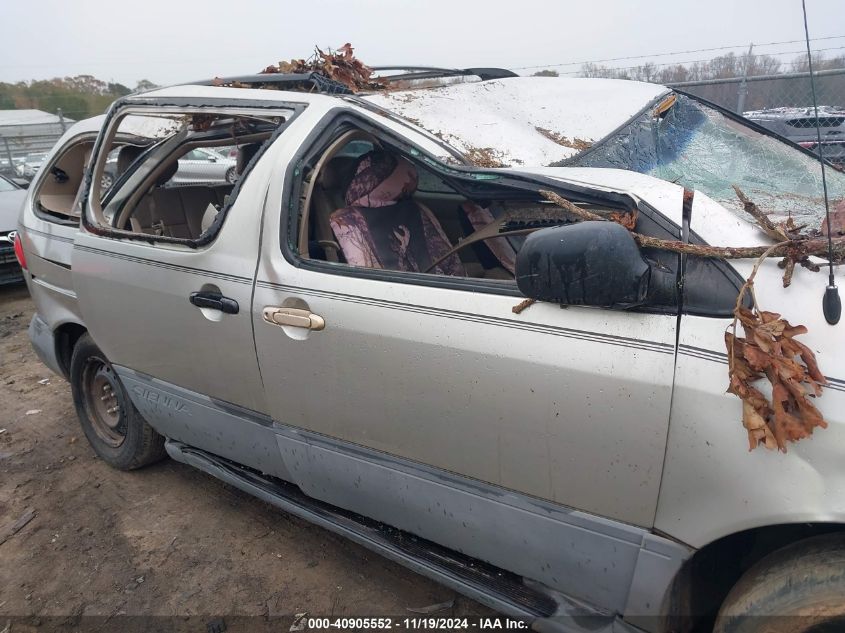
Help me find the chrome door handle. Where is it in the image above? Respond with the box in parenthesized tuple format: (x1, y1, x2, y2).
(263, 306, 325, 331)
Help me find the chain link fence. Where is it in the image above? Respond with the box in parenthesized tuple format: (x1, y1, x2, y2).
(0, 110, 70, 181)
(668, 68, 845, 167)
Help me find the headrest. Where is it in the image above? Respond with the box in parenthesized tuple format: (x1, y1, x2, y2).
(236, 143, 262, 175)
(318, 156, 357, 190)
(155, 158, 179, 187)
(345, 150, 418, 208)
(116, 144, 144, 175)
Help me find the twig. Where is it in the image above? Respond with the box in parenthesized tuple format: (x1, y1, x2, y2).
(728, 242, 786, 373)
(512, 298, 536, 314)
(539, 190, 605, 222)
(539, 190, 845, 262)
(733, 186, 789, 241)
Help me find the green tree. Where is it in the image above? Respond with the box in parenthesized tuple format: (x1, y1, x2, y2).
(107, 82, 132, 97)
(134, 79, 159, 92)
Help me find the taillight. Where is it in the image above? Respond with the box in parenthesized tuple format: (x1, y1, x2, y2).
(798, 141, 816, 149)
(13, 232, 27, 270)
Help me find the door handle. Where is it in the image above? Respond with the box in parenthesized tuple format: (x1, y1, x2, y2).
(263, 306, 325, 331)
(190, 291, 239, 314)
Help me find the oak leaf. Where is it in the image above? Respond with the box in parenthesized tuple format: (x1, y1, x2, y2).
(726, 306, 828, 453)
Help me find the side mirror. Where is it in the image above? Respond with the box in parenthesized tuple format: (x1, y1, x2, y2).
(516, 221, 655, 309)
(10, 177, 29, 189)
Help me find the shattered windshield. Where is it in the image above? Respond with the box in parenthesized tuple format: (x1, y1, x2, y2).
(566, 93, 845, 227)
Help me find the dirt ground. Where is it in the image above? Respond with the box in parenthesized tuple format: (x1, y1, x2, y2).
(0, 283, 490, 631)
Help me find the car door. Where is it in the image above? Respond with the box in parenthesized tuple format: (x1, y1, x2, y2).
(71, 101, 293, 478)
(250, 135, 681, 612)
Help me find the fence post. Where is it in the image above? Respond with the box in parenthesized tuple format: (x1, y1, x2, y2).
(2, 138, 14, 172)
(57, 108, 67, 133)
(736, 42, 754, 114)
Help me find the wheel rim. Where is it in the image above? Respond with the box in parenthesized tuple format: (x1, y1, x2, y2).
(81, 357, 126, 448)
(101, 173, 113, 190)
(226, 168, 236, 184)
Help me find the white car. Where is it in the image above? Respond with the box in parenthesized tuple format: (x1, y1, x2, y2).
(101, 145, 237, 190)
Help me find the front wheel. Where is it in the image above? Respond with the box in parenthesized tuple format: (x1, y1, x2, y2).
(225, 167, 236, 184)
(70, 334, 166, 470)
(714, 533, 845, 633)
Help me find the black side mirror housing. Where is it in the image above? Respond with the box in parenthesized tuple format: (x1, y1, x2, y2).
(515, 221, 653, 309)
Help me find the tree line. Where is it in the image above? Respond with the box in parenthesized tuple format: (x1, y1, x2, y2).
(532, 52, 845, 112)
(0, 76, 159, 121)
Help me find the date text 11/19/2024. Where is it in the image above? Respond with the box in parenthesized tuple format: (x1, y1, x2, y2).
(302, 617, 529, 630)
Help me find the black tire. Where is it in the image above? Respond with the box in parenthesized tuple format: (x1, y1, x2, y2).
(70, 334, 166, 470)
(714, 533, 845, 633)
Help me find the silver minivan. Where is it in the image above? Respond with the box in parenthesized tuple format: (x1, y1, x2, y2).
(16, 70, 845, 633)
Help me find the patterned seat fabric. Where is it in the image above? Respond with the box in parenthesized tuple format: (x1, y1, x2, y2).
(329, 151, 465, 276)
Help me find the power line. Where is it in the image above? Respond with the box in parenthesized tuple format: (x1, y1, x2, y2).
(511, 34, 845, 71)
(549, 45, 845, 76)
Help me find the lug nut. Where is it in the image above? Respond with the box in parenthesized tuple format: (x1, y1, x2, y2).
(106, 406, 119, 414)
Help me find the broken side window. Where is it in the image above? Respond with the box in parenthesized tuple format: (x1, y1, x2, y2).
(88, 108, 292, 244)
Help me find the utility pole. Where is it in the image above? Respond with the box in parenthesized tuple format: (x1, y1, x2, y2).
(737, 42, 754, 115)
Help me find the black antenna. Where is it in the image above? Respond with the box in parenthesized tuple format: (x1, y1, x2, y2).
(802, 0, 840, 325)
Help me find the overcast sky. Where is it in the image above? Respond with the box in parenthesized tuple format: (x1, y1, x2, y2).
(1, 0, 843, 86)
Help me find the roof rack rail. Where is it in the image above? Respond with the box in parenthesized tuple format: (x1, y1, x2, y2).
(371, 66, 518, 82)
(190, 72, 354, 95)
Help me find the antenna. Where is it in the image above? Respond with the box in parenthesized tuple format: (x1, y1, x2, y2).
(802, 0, 840, 325)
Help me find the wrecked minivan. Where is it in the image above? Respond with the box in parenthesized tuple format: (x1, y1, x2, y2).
(16, 68, 845, 633)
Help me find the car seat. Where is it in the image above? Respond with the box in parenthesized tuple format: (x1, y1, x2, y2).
(329, 151, 465, 275)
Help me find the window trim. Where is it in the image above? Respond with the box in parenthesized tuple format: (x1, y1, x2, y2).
(81, 97, 307, 248)
(280, 108, 663, 300)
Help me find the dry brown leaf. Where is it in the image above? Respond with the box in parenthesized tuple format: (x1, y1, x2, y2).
(742, 401, 778, 451)
(791, 338, 827, 386)
(727, 301, 829, 453)
(258, 43, 385, 93)
(783, 324, 809, 338)
(743, 344, 771, 371)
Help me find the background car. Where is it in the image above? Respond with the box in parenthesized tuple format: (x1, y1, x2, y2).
(15, 152, 48, 180)
(101, 146, 237, 190)
(175, 147, 238, 184)
(745, 106, 845, 168)
(0, 173, 26, 284)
